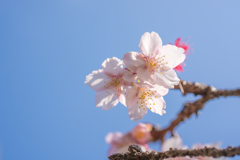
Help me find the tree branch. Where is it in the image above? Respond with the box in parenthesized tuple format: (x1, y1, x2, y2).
(174, 80, 217, 96)
(108, 145, 240, 160)
(151, 81, 240, 141)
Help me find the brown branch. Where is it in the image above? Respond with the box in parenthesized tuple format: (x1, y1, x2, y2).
(174, 80, 217, 96)
(151, 81, 240, 141)
(108, 145, 240, 160)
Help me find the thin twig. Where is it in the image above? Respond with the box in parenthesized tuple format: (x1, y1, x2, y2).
(151, 81, 240, 141)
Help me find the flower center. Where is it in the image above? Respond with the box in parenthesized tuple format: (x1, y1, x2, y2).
(137, 88, 157, 110)
(144, 53, 168, 74)
(135, 131, 145, 139)
(104, 76, 124, 97)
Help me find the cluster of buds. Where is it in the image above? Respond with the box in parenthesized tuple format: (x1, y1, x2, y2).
(85, 32, 190, 121)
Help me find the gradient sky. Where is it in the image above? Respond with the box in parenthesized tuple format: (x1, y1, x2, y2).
(1, 0, 240, 160)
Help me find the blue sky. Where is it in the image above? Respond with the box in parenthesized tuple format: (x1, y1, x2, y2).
(1, 0, 240, 160)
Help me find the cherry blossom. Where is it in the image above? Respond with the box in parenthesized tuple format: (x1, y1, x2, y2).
(105, 132, 148, 155)
(173, 37, 191, 72)
(85, 57, 136, 110)
(122, 32, 186, 88)
(126, 82, 168, 121)
(131, 123, 153, 144)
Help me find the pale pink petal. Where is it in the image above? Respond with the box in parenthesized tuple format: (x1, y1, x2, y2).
(105, 132, 123, 144)
(95, 90, 119, 110)
(155, 69, 180, 88)
(213, 157, 229, 160)
(128, 99, 148, 121)
(122, 52, 146, 73)
(127, 85, 147, 121)
(137, 81, 153, 88)
(112, 145, 129, 154)
(139, 82, 169, 96)
(101, 57, 124, 76)
(153, 84, 169, 96)
(167, 158, 197, 160)
(85, 69, 110, 91)
(128, 94, 148, 121)
(126, 86, 139, 107)
(159, 44, 186, 68)
(136, 68, 154, 83)
(162, 133, 184, 151)
(192, 142, 221, 149)
(139, 32, 162, 56)
(118, 85, 131, 106)
(148, 97, 166, 115)
(122, 69, 138, 82)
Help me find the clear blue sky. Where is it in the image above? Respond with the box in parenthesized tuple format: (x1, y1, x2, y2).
(1, 0, 240, 160)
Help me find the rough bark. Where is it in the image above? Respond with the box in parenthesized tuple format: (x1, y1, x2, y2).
(109, 145, 240, 160)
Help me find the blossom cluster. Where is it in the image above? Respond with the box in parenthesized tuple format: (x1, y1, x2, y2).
(85, 32, 190, 121)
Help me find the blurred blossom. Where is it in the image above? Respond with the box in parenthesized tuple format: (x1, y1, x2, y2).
(161, 133, 188, 152)
(105, 132, 148, 155)
(162, 133, 228, 160)
(173, 37, 192, 72)
(131, 123, 153, 144)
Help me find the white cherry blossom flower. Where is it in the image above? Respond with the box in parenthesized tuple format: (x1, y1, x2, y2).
(122, 32, 186, 88)
(126, 82, 168, 121)
(85, 57, 135, 110)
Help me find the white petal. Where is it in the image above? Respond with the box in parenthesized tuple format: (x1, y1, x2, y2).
(95, 90, 119, 110)
(118, 85, 131, 106)
(85, 69, 110, 91)
(139, 82, 169, 96)
(126, 86, 139, 107)
(113, 145, 129, 154)
(153, 84, 169, 96)
(122, 69, 138, 82)
(101, 57, 124, 76)
(161, 133, 183, 151)
(155, 69, 180, 88)
(149, 97, 166, 116)
(213, 157, 229, 160)
(159, 44, 186, 68)
(128, 98, 148, 121)
(139, 32, 162, 56)
(122, 52, 146, 73)
(105, 132, 123, 144)
(137, 68, 155, 83)
(192, 142, 221, 149)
